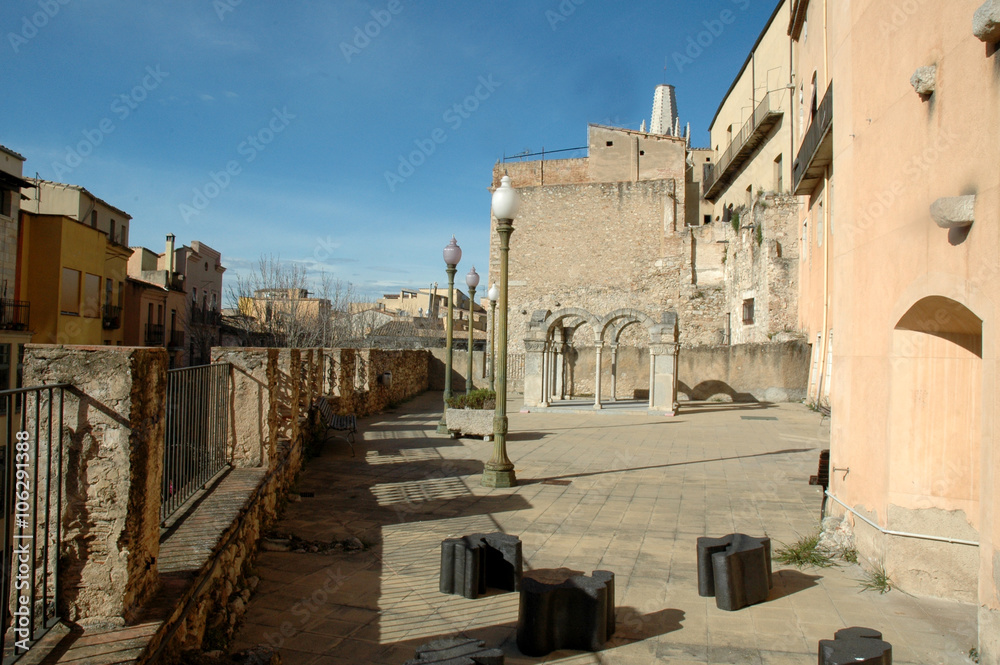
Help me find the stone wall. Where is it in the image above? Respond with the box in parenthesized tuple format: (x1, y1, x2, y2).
(676, 341, 811, 403)
(24, 345, 167, 625)
(724, 194, 801, 344)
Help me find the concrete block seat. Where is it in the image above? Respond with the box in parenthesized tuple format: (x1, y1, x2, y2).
(440, 533, 522, 599)
(516, 570, 615, 657)
(819, 627, 892, 665)
(403, 637, 504, 665)
(697, 533, 773, 611)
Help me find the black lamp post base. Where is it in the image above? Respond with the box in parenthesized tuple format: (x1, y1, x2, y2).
(482, 467, 517, 488)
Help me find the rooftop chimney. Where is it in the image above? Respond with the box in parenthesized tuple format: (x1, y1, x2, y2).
(166, 234, 176, 274)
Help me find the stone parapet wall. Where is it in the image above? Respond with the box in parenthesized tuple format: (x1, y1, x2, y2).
(676, 341, 810, 403)
(24, 345, 167, 625)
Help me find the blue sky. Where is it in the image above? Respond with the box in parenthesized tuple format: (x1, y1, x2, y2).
(1, 0, 779, 302)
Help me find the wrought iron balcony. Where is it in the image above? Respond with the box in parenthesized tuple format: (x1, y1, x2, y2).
(793, 82, 833, 195)
(0, 299, 29, 331)
(102, 304, 122, 330)
(145, 323, 165, 346)
(191, 304, 222, 326)
(703, 91, 785, 202)
(169, 329, 185, 349)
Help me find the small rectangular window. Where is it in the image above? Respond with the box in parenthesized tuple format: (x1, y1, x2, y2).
(83, 274, 101, 318)
(606, 141, 613, 147)
(61, 268, 81, 315)
(703, 214, 711, 225)
(0, 189, 11, 217)
(90, 210, 97, 228)
(742, 298, 755, 325)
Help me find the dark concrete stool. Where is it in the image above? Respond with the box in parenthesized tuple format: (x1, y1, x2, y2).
(403, 637, 504, 665)
(440, 532, 522, 599)
(819, 626, 892, 665)
(697, 533, 772, 611)
(516, 570, 615, 657)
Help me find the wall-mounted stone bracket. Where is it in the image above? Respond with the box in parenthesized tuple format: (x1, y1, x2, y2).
(440, 533, 522, 599)
(819, 626, 892, 665)
(973, 0, 1000, 43)
(516, 570, 615, 656)
(697, 533, 773, 611)
(930, 195, 976, 229)
(910, 65, 936, 96)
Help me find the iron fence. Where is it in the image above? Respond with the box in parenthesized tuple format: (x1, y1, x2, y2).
(0, 302, 29, 332)
(0, 384, 68, 662)
(161, 363, 231, 524)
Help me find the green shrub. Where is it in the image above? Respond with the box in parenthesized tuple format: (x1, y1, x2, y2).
(730, 211, 741, 233)
(447, 388, 496, 410)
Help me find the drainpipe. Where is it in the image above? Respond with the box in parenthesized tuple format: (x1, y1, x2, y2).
(815, 0, 832, 403)
(825, 490, 978, 547)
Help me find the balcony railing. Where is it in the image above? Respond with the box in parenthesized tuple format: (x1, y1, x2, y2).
(793, 82, 834, 195)
(0, 298, 30, 330)
(169, 329, 185, 349)
(191, 305, 222, 326)
(703, 90, 785, 202)
(102, 304, 122, 330)
(145, 323, 165, 346)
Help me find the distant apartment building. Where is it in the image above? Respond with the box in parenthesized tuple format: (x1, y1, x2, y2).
(125, 236, 190, 367)
(172, 240, 224, 365)
(0, 145, 33, 401)
(18, 180, 132, 347)
(377, 286, 485, 330)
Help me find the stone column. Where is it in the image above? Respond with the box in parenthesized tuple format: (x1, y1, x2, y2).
(540, 342, 550, 407)
(522, 339, 546, 408)
(609, 344, 618, 402)
(553, 343, 565, 401)
(24, 345, 167, 625)
(594, 343, 604, 410)
(649, 342, 680, 416)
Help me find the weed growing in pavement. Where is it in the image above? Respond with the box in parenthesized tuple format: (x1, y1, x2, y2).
(774, 532, 837, 568)
(857, 562, 893, 594)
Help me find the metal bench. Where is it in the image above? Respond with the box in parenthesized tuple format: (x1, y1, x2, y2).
(314, 397, 357, 456)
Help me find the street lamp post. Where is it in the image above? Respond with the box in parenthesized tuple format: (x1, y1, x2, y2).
(465, 266, 479, 394)
(482, 175, 519, 488)
(487, 283, 499, 393)
(436, 236, 462, 435)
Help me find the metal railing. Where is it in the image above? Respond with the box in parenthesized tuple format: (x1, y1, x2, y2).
(704, 91, 784, 199)
(102, 304, 121, 330)
(161, 363, 231, 523)
(0, 384, 68, 662)
(145, 323, 165, 346)
(0, 301, 29, 332)
(793, 82, 834, 193)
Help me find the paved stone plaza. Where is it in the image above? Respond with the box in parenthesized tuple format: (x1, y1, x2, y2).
(231, 391, 977, 664)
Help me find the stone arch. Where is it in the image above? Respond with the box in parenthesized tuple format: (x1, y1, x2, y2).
(884, 294, 983, 600)
(599, 308, 657, 344)
(542, 307, 603, 340)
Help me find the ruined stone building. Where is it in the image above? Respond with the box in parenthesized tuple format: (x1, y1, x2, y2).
(489, 102, 805, 406)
